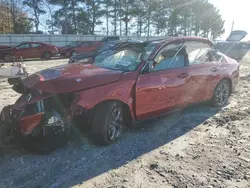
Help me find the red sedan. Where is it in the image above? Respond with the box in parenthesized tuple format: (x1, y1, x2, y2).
(0, 36, 239, 152)
(0, 42, 59, 62)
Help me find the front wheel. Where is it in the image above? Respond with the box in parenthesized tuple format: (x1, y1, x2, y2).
(211, 79, 230, 107)
(91, 102, 126, 145)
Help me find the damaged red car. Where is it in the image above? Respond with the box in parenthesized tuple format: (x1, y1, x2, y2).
(0, 36, 240, 151)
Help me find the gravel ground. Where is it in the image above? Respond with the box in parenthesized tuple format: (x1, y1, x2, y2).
(0, 56, 250, 188)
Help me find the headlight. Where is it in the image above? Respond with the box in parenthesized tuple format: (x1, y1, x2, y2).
(77, 57, 92, 64)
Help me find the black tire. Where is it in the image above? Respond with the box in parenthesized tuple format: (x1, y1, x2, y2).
(3, 54, 14, 62)
(211, 79, 230, 107)
(91, 101, 126, 145)
(43, 51, 52, 60)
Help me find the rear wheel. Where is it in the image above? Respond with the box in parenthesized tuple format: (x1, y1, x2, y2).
(212, 79, 230, 107)
(43, 51, 52, 60)
(3, 54, 14, 62)
(91, 102, 126, 145)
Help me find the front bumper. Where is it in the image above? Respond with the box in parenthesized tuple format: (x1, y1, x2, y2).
(0, 105, 44, 136)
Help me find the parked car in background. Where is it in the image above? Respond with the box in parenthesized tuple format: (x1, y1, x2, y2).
(0, 42, 59, 62)
(75, 41, 103, 54)
(215, 30, 250, 61)
(0, 45, 11, 50)
(101, 36, 120, 43)
(58, 41, 85, 58)
(0, 36, 239, 152)
(68, 39, 144, 64)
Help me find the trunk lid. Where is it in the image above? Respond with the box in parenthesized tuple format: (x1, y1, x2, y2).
(226, 30, 248, 42)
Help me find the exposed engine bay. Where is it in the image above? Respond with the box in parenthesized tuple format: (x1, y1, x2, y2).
(0, 89, 80, 152)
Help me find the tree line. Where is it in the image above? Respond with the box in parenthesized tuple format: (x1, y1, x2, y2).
(0, 0, 225, 40)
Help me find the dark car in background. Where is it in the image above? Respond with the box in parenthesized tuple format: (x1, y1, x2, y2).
(58, 41, 85, 58)
(0, 42, 59, 62)
(101, 36, 120, 43)
(0, 45, 11, 50)
(68, 39, 144, 64)
(215, 30, 250, 61)
(75, 41, 103, 55)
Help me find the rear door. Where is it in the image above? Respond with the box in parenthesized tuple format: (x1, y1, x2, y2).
(135, 42, 190, 120)
(14, 43, 32, 59)
(184, 41, 220, 103)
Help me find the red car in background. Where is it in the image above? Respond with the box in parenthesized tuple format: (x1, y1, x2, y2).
(0, 42, 58, 62)
(75, 41, 103, 54)
(0, 36, 239, 152)
(58, 41, 85, 57)
(0, 45, 11, 50)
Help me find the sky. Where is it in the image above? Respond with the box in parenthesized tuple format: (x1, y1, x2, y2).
(38, 0, 250, 41)
(209, 0, 250, 41)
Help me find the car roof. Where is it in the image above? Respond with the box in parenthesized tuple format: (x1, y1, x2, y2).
(148, 36, 213, 46)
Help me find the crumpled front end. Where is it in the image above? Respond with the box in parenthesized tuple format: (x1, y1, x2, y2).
(0, 90, 79, 151)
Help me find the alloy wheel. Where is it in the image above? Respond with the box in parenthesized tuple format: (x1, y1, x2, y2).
(215, 81, 229, 106)
(107, 107, 124, 141)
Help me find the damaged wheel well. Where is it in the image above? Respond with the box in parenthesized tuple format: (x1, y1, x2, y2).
(90, 100, 132, 126)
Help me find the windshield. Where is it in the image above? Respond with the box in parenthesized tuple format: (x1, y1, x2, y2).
(142, 41, 162, 60)
(94, 49, 143, 71)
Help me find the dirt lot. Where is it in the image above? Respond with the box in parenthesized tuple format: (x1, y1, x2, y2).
(0, 57, 250, 188)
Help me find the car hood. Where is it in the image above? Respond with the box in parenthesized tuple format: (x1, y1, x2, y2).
(226, 30, 248, 42)
(22, 64, 124, 94)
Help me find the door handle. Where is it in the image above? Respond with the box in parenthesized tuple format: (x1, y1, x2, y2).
(210, 67, 219, 72)
(177, 73, 190, 79)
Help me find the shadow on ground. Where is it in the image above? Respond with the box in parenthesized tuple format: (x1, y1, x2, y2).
(0, 103, 220, 188)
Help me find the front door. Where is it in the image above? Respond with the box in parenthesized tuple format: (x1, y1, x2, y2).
(14, 43, 32, 59)
(135, 42, 190, 120)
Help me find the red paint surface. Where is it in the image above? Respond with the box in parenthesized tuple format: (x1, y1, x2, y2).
(11, 42, 58, 59)
(19, 113, 44, 135)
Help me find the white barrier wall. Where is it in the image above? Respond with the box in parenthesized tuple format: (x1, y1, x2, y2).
(0, 34, 163, 47)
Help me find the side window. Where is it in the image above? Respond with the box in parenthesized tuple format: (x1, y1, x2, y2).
(17, 43, 30, 49)
(185, 41, 212, 65)
(150, 43, 186, 72)
(32, 43, 42, 48)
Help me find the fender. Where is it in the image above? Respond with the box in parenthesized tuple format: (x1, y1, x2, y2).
(74, 71, 141, 121)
